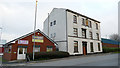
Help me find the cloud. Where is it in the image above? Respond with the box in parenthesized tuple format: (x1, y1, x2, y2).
(0, 0, 119, 41)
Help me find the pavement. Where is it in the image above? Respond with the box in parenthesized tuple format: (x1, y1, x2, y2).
(2, 53, 119, 66)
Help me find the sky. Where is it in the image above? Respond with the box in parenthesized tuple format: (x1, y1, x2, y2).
(0, 0, 119, 42)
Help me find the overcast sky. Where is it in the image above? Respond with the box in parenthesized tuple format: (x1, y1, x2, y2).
(0, 0, 119, 42)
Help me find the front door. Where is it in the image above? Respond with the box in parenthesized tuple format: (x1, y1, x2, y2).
(82, 42, 87, 55)
(17, 48, 27, 60)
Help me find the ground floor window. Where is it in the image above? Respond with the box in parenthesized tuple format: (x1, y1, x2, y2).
(47, 46, 53, 52)
(74, 41, 78, 53)
(98, 43, 101, 51)
(4, 46, 12, 53)
(90, 42, 94, 52)
(34, 45, 40, 52)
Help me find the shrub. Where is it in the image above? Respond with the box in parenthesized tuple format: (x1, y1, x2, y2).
(26, 51, 70, 60)
(103, 47, 120, 53)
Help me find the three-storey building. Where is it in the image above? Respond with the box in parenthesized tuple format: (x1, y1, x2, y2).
(43, 8, 102, 55)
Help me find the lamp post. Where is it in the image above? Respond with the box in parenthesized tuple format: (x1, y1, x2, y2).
(33, 0, 38, 60)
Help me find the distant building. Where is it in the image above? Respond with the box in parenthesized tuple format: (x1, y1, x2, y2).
(0, 40, 6, 55)
(101, 38, 119, 48)
(3, 29, 57, 61)
(43, 8, 102, 55)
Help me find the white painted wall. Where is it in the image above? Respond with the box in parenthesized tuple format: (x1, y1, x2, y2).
(43, 8, 102, 55)
(67, 11, 102, 55)
(43, 8, 67, 51)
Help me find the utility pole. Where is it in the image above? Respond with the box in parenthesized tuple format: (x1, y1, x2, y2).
(33, 0, 38, 60)
(0, 27, 2, 42)
(48, 13, 49, 37)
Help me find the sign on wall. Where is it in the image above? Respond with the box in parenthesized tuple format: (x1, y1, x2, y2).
(18, 40, 29, 44)
(32, 36, 44, 43)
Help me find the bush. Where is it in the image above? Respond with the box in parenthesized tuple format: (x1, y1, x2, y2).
(103, 47, 120, 53)
(26, 51, 70, 60)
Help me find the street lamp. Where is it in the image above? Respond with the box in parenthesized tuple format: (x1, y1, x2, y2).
(33, 0, 38, 60)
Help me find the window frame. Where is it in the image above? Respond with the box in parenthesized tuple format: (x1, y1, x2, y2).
(98, 43, 101, 51)
(96, 23, 98, 29)
(90, 42, 94, 52)
(74, 41, 78, 53)
(47, 46, 53, 52)
(89, 31, 93, 39)
(73, 28, 78, 36)
(73, 15, 77, 24)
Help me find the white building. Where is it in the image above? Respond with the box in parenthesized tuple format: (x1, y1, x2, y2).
(43, 8, 102, 55)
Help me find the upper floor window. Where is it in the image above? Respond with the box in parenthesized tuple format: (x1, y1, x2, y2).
(73, 28, 78, 36)
(96, 23, 98, 29)
(89, 31, 93, 39)
(73, 15, 77, 24)
(82, 29, 86, 38)
(54, 20, 56, 25)
(96, 33, 99, 40)
(50, 22, 52, 26)
(89, 21, 92, 28)
(82, 18, 85, 26)
(86, 19, 88, 26)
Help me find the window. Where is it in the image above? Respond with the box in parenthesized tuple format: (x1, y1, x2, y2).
(82, 18, 85, 26)
(96, 33, 99, 40)
(89, 31, 93, 39)
(82, 29, 86, 38)
(86, 19, 88, 26)
(19, 48, 23, 54)
(98, 43, 100, 51)
(73, 15, 77, 23)
(54, 20, 56, 25)
(73, 28, 78, 36)
(54, 33, 56, 37)
(50, 22, 52, 26)
(34, 45, 40, 52)
(47, 46, 53, 52)
(51, 34, 53, 38)
(74, 41, 78, 53)
(5, 46, 11, 53)
(90, 42, 94, 52)
(96, 23, 98, 29)
(89, 21, 92, 28)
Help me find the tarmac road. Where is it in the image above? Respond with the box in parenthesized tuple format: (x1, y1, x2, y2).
(26, 53, 119, 66)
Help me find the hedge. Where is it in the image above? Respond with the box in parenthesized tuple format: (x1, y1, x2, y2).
(103, 47, 120, 53)
(26, 51, 70, 60)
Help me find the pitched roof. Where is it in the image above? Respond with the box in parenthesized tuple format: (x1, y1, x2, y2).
(4, 29, 57, 47)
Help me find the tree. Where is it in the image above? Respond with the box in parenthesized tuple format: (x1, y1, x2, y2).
(109, 34, 120, 42)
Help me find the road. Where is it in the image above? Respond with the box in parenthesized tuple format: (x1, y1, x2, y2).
(0, 56, 2, 66)
(26, 53, 119, 66)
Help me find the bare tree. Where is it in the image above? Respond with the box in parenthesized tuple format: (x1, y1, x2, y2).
(109, 34, 120, 42)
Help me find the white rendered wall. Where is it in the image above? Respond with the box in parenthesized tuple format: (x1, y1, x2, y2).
(67, 11, 102, 55)
(43, 8, 67, 51)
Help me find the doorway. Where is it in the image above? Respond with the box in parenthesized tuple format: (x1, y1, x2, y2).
(82, 42, 87, 55)
(17, 48, 27, 60)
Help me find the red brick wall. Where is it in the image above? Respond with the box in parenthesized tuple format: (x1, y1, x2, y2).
(0, 48, 2, 53)
(3, 32, 56, 61)
(102, 43, 119, 48)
